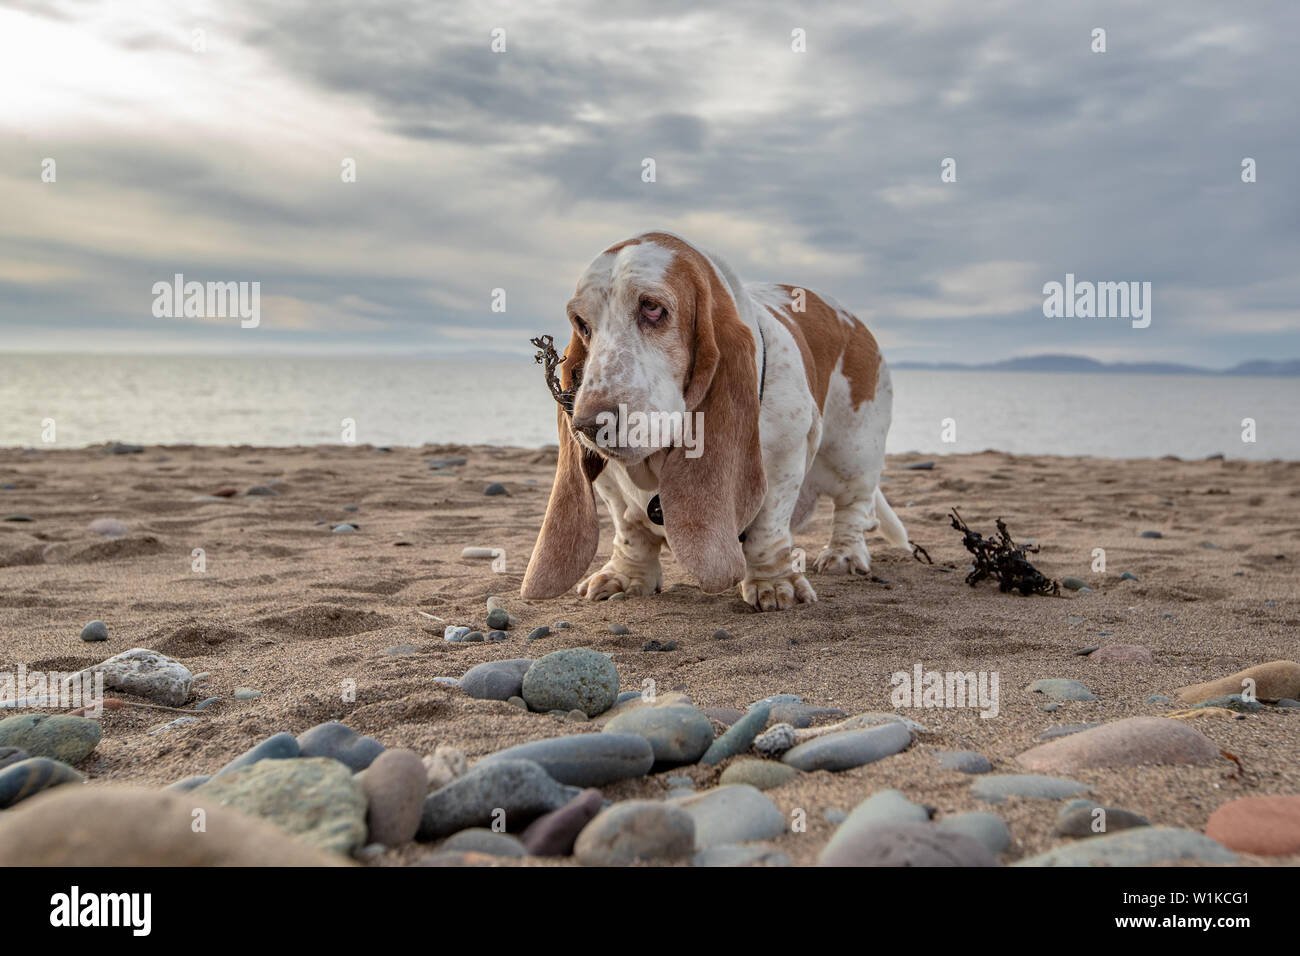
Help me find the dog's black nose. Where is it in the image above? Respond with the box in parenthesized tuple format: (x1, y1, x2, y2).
(573, 409, 616, 445)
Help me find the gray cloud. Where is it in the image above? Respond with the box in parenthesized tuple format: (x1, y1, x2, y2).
(1, 0, 1298, 365)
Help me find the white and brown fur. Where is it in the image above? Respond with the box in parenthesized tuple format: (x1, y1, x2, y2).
(521, 231, 914, 612)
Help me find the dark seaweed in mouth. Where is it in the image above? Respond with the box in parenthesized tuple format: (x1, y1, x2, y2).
(949, 507, 1060, 596)
(531, 334, 581, 416)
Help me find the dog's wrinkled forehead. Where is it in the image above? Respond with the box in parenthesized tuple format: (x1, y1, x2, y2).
(575, 239, 680, 311)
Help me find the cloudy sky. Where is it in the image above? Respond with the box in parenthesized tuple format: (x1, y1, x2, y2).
(2, 0, 1298, 366)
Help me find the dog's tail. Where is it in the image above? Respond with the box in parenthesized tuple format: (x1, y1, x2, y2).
(873, 486, 912, 552)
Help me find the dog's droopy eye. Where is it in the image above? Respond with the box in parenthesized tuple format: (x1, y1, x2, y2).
(639, 300, 665, 323)
(572, 314, 590, 339)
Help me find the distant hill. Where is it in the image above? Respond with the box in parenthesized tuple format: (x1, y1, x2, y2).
(892, 354, 1300, 376)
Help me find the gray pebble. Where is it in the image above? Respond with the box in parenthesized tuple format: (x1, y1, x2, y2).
(935, 750, 992, 774)
(477, 733, 654, 786)
(79, 621, 109, 643)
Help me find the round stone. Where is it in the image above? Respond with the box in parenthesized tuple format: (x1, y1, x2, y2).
(818, 822, 997, 867)
(1016, 717, 1220, 772)
(0, 714, 101, 765)
(604, 705, 714, 765)
(573, 801, 695, 866)
(719, 759, 798, 791)
(79, 621, 109, 643)
(1205, 795, 1300, 855)
(521, 648, 620, 717)
(459, 659, 534, 701)
(360, 749, 427, 846)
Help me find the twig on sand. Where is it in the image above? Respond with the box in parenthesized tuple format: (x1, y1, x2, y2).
(416, 610, 444, 622)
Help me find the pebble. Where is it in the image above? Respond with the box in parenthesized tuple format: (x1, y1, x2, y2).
(427, 457, 467, 469)
(1015, 827, 1234, 866)
(459, 659, 534, 701)
(1278, 698, 1300, 708)
(441, 828, 527, 858)
(485, 608, 510, 630)
(79, 620, 108, 643)
(88, 517, 128, 536)
(1120, 572, 1138, 581)
(526, 626, 550, 642)
(213, 731, 300, 777)
(671, 784, 785, 848)
(246, 485, 279, 497)
(781, 722, 911, 772)
(752, 722, 798, 758)
(477, 733, 654, 787)
(419, 760, 578, 839)
(297, 721, 385, 771)
(700, 702, 771, 765)
(692, 844, 792, 867)
(1028, 678, 1097, 702)
(0, 757, 84, 809)
(434, 676, 460, 687)
(462, 631, 485, 643)
(604, 705, 714, 765)
(828, 791, 930, 841)
(423, 745, 467, 790)
(77, 647, 194, 706)
(1090, 644, 1153, 663)
(971, 774, 1092, 803)
(484, 482, 507, 496)
(0, 746, 28, 770)
(0, 714, 101, 764)
(936, 812, 1010, 854)
(233, 687, 262, 700)
(331, 524, 356, 533)
(1061, 577, 1088, 591)
(1138, 530, 1163, 539)
(1204, 795, 1300, 855)
(2, 514, 34, 522)
(608, 623, 630, 635)
(444, 625, 470, 642)
(901, 461, 934, 470)
(149, 716, 197, 734)
(553, 621, 571, 629)
(712, 629, 733, 640)
(360, 749, 427, 846)
(0, 786, 344, 865)
(935, 750, 992, 774)
(195, 757, 368, 855)
(486, 630, 508, 643)
(1192, 693, 1263, 713)
(1053, 804, 1151, 838)
(520, 788, 604, 857)
(641, 639, 677, 652)
(1175, 660, 1300, 703)
(719, 759, 798, 791)
(521, 648, 620, 717)
(768, 702, 848, 728)
(824, 808, 847, 825)
(1017, 717, 1220, 771)
(573, 801, 695, 866)
(819, 821, 996, 867)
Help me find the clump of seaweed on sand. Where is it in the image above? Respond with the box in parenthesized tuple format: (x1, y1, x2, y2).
(531, 335, 580, 416)
(949, 507, 1059, 596)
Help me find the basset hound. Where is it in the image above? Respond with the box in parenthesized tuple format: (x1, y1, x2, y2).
(521, 231, 916, 612)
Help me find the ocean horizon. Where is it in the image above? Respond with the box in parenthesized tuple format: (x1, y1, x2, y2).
(2, 353, 1296, 460)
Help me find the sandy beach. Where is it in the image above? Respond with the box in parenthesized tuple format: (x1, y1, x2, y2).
(1, 443, 1298, 866)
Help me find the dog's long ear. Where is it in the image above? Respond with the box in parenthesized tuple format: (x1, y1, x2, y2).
(521, 332, 606, 599)
(658, 260, 766, 593)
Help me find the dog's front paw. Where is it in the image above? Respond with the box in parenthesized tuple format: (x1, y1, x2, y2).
(577, 565, 659, 601)
(814, 543, 871, 575)
(740, 571, 818, 612)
